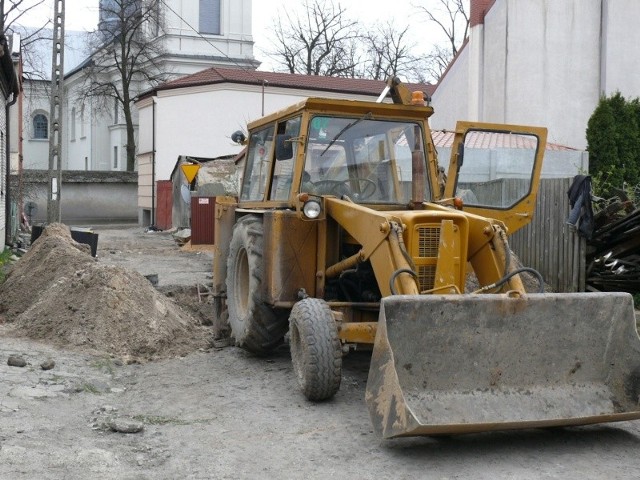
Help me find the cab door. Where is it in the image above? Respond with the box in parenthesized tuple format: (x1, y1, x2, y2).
(442, 121, 548, 234)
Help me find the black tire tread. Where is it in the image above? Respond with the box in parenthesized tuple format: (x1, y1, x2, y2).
(226, 215, 288, 355)
(290, 298, 342, 401)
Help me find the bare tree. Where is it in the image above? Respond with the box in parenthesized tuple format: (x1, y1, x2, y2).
(268, 0, 360, 77)
(359, 22, 421, 81)
(3, 0, 51, 80)
(415, 0, 469, 81)
(266, 0, 441, 83)
(420, 44, 453, 82)
(2, 0, 46, 30)
(78, 0, 167, 171)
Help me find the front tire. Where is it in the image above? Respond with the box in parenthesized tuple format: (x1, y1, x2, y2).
(226, 215, 288, 355)
(289, 298, 342, 401)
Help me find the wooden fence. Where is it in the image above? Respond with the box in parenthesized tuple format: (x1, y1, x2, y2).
(509, 178, 586, 293)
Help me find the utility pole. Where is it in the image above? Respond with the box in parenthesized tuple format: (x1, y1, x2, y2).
(47, 0, 65, 223)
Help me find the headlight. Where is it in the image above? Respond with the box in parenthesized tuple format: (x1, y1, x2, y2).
(302, 200, 321, 219)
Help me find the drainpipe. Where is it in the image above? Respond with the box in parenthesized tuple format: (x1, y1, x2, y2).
(599, 0, 608, 96)
(4, 36, 19, 245)
(261, 79, 268, 116)
(5, 98, 16, 245)
(152, 96, 156, 226)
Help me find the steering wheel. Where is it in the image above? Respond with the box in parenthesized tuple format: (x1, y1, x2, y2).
(313, 177, 377, 200)
(347, 178, 377, 200)
(311, 180, 349, 196)
(312, 178, 377, 200)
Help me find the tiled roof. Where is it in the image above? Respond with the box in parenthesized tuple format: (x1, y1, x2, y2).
(431, 130, 576, 151)
(145, 66, 436, 99)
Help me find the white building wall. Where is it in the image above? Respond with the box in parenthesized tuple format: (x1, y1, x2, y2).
(22, 80, 50, 170)
(432, 0, 640, 150)
(135, 83, 412, 224)
(66, 96, 93, 170)
(163, 0, 254, 67)
(0, 94, 6, 247)
(430, 43, 471, 130)
(137, 97, 154, 155)
(145, 85, 384, 182)
(94, 114, 114, 170)
(602, 0, 640, 95)
(108, 125, 128, 171)
(18, 0, 256, 177)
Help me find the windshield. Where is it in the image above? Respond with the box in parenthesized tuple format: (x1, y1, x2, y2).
(302, 115, 430, 204)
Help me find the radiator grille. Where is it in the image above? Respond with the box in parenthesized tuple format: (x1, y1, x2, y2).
(417, 265, 436, 292)
(415, 225, 441, 292)
(417, 226, 440, 257)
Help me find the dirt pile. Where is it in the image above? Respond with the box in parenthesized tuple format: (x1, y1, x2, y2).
(0, 223, 211, 361)
(0, 223, 95, 318)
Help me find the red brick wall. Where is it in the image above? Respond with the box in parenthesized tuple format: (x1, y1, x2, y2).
(470, 0, 496, 27)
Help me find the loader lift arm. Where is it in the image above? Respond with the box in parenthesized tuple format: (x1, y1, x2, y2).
(323, 197, 419, 297)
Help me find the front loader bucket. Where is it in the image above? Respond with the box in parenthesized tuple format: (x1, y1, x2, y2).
(366, 292, 640, 438)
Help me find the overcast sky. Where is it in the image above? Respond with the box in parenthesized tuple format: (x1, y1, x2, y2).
(14, 0, 439, 71)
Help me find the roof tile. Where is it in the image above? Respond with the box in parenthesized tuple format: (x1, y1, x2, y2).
(152, 66, 436, 98)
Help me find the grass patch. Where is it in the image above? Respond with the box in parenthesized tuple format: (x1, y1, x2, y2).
(132, 415, 215, 426)
(133, 415, 189, 426)
(81, 383, 102, 394)
(0, 247, 13, 283)
(90, 357, 117, 375)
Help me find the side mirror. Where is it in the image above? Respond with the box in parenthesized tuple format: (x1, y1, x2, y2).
(231, 130, 247, 145)
(276, 134, 293, 160)
(457, 141, 464, 168)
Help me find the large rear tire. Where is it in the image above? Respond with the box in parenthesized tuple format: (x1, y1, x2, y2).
(289, 298, 342, 401)
(226, 215, 288, 355)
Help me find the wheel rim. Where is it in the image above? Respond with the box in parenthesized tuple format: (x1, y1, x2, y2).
(234, 247, 250, 318)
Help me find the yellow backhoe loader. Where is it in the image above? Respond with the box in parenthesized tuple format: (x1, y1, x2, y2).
(211, 78, 640, 438)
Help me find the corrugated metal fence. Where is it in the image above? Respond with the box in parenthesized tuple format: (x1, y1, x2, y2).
(509, 178, 586, 293)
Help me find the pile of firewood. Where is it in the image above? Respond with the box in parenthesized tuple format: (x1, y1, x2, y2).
(586, 197, 640, 293)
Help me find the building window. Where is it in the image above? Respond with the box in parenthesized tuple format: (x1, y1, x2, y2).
(80, 106, 85, 138)
(113, 146, 119, 169)
(199, 0, 221, 34)
(33, 113, 48, 139)
(70, 107, 76, 140)
(114, 98, 119, 124)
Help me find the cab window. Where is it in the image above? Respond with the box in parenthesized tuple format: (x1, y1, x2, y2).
(269, 116, 301, 201)
(302, 115, 429, 204)
(240, 125, 274, 201)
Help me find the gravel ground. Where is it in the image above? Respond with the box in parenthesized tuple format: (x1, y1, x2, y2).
(2, 226, 640, 479)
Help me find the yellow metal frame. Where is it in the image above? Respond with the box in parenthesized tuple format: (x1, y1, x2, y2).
(442, 121, 548, 235)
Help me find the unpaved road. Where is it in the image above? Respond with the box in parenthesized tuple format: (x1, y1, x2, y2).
(2, 226, 640, 479)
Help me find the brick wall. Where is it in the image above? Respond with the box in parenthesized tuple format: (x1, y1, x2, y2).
(470, 0, 496, 27)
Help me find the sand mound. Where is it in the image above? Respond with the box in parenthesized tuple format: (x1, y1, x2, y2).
(1, 223, 211, 361)
(0, 223, 95, 318)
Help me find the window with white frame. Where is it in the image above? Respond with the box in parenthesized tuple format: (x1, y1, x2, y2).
(80, 105, 85, 138)
(199, 0, 221, 34)
(113, 146, 119, 169)
(70, 107, 76, 140)
(33, 113, 48, 139)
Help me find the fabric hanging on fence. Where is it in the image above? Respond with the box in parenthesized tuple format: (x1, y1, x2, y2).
(567, 174, 595, 239)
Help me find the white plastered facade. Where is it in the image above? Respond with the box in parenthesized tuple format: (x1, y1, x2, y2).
(431, 0, 640, 150)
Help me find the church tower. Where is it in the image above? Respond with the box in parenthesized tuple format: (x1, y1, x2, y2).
(156, 0, 258, 75)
